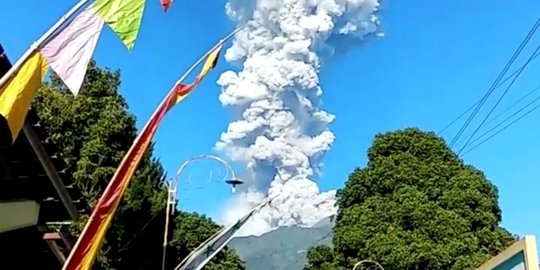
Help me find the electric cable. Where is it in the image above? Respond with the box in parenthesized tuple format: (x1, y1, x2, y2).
(461, 100, 540, 156)
(457, 42, 540, 155)
(437, 48, 540, 135)
(448, 18, 540, 148)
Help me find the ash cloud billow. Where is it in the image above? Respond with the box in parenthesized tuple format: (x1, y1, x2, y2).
(216, 0, 383, 236)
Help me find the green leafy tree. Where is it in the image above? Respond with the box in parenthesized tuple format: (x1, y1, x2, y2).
(305, 128, 515, 270)
(32, 61, 244, 269)
(304, 245, 339, 270)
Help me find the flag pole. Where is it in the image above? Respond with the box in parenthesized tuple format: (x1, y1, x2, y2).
(121, 26, 242, 147)
(62, 27, 241, 270)
(165, 27, 241, 97)
(0, 0, 92, 89)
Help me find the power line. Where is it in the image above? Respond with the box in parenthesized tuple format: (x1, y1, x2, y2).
(482, 84, 540, 128)
(457, 42, 540, 155)
(449, 18, 540, 147)
(454, 82, 540, 155)
(448, 22, 539, 147)
(448, 18, 540, 148)
(462, 84, 540, 149)
(438, 102, 477, 135)
(437, 49, 540, 135)
(461, 100, 540, 156)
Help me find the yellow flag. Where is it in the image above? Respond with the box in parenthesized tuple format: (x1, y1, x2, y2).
(197, 44, 223, 80)
(0, 52, 48, 142)
(166, 44, 224, 112)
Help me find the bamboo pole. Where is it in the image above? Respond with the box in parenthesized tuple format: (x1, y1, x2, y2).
(62, 27, 241, 270)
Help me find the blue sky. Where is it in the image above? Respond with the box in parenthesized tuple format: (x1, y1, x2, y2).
(2, 0, 540, 243)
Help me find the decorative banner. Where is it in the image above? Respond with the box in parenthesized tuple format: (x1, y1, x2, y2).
(63, 39, 226, 270)
(40, 6, 104, 96)
(167, 44, 223, 110)
(160, 0, 173, 12)
(197, 43, 222, 79)
(62, 95, 170, 270)
(0, 0, 149, 144)
(0, 52, 48, 143)
(92, 0, 146, 51)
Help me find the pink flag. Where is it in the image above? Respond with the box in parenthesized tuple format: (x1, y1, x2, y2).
(40, 7, 104, 96)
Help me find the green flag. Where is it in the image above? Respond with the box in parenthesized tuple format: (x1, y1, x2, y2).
(92, 0, 145, 51)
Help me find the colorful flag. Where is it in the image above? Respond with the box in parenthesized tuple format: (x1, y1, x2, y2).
(0, 0, 150, 143)
(166, 83, 193, 109)
(92, 0, 146, 51)
(39, 0, 148, 94)
(63, 40, 227, 270)
(197, 44, 222, 80)
(40, 6, 104, 96)
(160, 0, 173, 12)
(62, 93, 172, 270)
(167, 44, 223, 109)
(0, 52, 48, 142)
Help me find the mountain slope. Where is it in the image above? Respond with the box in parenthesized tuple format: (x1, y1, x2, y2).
(228, 225, 333, 270)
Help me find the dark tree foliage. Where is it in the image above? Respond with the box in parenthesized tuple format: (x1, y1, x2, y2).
(304, 245, 339, 270)
(305, 128, 515, 270)
(32, 61, 244, 269)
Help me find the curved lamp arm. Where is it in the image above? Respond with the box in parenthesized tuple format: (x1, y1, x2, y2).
(352, 260, 385, 270)
(169, 154, 237, 192)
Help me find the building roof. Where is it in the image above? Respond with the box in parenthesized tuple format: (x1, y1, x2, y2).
(0, 110, 88, 221)
(476, 235, 539, 270)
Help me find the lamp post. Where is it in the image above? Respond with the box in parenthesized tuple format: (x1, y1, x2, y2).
(352, 260, 385, 270)
(161, 154, 242, 270)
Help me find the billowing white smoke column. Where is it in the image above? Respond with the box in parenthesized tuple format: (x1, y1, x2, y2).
(216, 0, 382, 236)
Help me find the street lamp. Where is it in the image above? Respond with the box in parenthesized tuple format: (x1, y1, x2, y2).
(352, 260, 385, 270)
(161, 154, 243, 270)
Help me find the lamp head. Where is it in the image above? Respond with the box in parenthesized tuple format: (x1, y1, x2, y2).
(225, 179, 244, 193)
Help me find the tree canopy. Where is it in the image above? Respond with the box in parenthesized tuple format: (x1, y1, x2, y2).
(32, 61, 245, 269)
(304, 128, 515, 270)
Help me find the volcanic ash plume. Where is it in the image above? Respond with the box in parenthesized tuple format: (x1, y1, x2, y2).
(216, 0, 382, 236)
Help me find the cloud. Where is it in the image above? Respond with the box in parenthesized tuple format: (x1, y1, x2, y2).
(217, 0, 383, 236)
